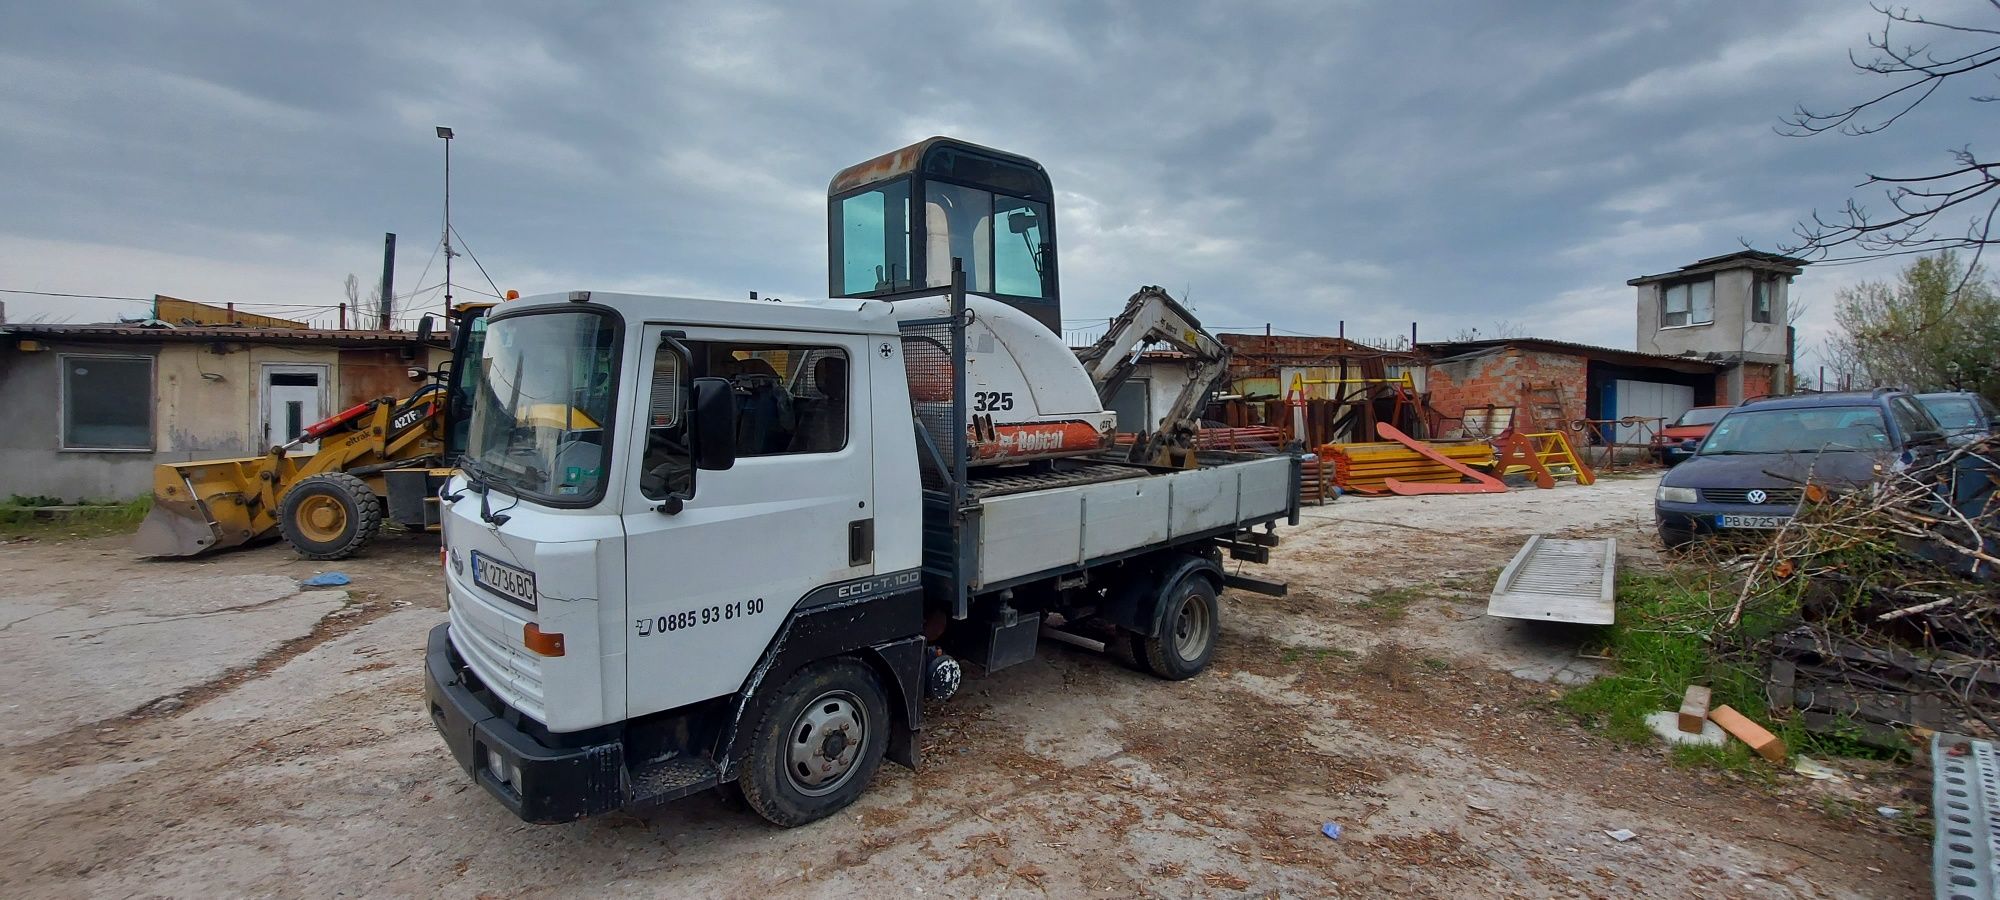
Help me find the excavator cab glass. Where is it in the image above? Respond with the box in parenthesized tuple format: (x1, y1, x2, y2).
(827, 136, 1060, 332)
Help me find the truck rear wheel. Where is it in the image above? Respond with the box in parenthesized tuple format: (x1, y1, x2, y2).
(1140, 574, 1220, 680)
(278, 473, 383, 560)
(738, 658, 890, 827)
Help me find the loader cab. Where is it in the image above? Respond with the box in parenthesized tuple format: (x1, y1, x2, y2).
(441, 302, 494, 456)
(827, 136, 1061, 332)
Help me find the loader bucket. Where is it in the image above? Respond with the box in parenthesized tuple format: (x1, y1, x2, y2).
(132, 496, 227, 557)
(132, 457, 287, 557)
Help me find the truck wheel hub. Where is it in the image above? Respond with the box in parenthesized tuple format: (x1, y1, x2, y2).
(786, 690, 865, 797)
(1172, 593, 1211, 659)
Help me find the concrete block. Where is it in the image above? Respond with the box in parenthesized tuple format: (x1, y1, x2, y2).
(1678, 685, 1712, 734)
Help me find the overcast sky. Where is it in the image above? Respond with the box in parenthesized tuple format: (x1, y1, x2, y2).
(1, 1, 1986, 371)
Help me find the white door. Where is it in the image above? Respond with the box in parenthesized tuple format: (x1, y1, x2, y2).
(618, 324, 876, 717)
(1612, 380, 1694, 444)
(263, 366, 327, 453)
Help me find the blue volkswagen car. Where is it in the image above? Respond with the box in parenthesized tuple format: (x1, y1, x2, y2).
(1654, 390, 1949, 548)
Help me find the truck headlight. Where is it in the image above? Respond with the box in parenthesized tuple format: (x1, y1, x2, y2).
(486, 747, 518, 789)
(1656, 486, 1698, 503)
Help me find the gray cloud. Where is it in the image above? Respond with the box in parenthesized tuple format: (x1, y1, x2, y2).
(0, 0, 1976, 363)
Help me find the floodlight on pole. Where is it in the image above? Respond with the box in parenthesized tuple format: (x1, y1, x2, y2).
(437, 126, 455, 314)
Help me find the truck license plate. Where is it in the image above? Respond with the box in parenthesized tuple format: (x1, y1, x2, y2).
(471, 552, 538, 610)
(1716, 514, 1788, 530)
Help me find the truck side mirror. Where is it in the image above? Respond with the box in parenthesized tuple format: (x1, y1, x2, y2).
(418, 314, 436, 343)
(691, 377, 737, 471)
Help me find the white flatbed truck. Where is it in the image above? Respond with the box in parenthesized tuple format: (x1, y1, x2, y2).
(425, 138, 1300, 825)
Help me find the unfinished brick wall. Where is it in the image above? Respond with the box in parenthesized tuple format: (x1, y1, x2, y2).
(1426, 348, 1588, 431)
(1741, 363, 1777, 400)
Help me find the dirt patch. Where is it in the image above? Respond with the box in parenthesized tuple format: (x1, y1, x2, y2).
(0, 480, 1933, 897)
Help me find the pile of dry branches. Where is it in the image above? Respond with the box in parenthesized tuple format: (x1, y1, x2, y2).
(1706, 437, 2000, 736)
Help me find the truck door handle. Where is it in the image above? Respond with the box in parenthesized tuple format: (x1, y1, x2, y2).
(848, 519, 873, 567)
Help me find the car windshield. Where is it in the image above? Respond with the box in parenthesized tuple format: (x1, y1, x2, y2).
(465, 310, 619, 501)
(1919, 396, 1983, 433)
(1698, 406, 1891, 455)
(1674, 406, 1729, 427)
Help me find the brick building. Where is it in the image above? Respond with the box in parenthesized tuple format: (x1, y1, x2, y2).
(1418, 338, 1724, 443)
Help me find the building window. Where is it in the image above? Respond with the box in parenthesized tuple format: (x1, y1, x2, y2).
(1752, 277, 1774, 324)
(61, 354, 153, 450)
(1661, 279, 1714, 328)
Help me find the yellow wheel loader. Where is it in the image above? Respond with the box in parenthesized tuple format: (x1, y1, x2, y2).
(133, 304, 493, 560)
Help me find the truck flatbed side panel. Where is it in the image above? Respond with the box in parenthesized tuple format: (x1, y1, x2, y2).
(1167, 466, 1232, 537)
(1081, 477, 1170, 561)
(1237, 457, 1295, 530)
(977, 489, 1083, 587)
(972, 455, 1293, 589)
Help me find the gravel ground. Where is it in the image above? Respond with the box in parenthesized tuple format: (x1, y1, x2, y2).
(0, 473, 1931, 898)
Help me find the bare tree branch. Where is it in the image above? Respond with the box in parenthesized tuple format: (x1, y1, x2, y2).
(1773, 3, 2000, 279)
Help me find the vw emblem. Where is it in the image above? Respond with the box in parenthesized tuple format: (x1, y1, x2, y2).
(1746, 489, 1768, 505)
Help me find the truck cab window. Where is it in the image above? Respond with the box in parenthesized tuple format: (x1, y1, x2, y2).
(640, 340, 850, 501)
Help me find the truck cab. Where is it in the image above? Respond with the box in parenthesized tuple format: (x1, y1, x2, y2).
(429, 292, 929, 823)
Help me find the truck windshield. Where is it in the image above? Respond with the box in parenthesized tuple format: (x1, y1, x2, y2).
(465, 310, 619, 502)
(1698, 406, 1889, 455)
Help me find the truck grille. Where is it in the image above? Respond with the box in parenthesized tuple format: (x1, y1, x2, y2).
(1701, 487, 1803, 506)
(449, 600, 545, 720)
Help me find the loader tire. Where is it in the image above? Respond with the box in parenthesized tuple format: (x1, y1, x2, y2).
(279, 473, 383, 560)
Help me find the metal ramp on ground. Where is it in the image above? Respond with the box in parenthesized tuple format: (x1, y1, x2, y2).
(1934, 733, 2000, 900)
(1487, 535, 1616, 625)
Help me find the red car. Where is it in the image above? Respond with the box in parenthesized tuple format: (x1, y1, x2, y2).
(1651, 405, 1732, 465)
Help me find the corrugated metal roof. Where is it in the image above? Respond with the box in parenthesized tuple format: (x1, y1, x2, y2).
(1417, 337, 1727, 370)
(2, 323, 444, 347)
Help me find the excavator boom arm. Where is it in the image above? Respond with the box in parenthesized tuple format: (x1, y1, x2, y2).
(1075, 285, 1231, 435)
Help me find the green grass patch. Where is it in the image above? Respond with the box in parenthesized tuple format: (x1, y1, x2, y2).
(1357, 585, 1432, 621)
(1561, 570, 1903, 763)
(0, 495, 152, 540)
(1278, 645, 1358, 665)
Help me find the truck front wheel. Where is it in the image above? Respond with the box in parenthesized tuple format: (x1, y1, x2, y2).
(1140, 574, 1220, 680)
(738, 658, 890, 827)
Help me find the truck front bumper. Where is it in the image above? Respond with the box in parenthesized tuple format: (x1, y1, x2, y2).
(424, 623, 625, 823)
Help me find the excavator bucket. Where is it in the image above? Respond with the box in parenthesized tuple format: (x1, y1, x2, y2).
(132, 456, 289, 557)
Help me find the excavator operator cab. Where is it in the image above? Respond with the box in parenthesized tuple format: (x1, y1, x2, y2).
(827, 136, 1061, 332)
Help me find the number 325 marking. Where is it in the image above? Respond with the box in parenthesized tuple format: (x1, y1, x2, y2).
(972, 391, 1014, 412)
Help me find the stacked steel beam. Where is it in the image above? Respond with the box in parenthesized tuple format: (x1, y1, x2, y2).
(1319, 440, 1497, 494)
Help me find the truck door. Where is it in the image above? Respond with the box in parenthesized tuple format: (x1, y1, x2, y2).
(619, 325, 876, 718)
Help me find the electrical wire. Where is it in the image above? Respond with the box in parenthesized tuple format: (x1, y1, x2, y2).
(449, 224, 506, 301)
